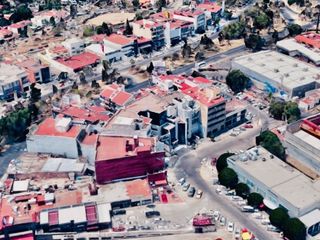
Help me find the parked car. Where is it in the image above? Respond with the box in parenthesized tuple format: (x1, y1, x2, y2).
(178, 177, 185, 186)
(227, 222, 234, 232)
(241, 206, 255, 212)
(145, 210, 160, 218)
(213, 210, 220, 221)
(196, 189, 203, 199)
(188, 187, 196, 197)
(261, 218, 270, 225)
(244, 124, 253, 128)
(226, 190, 236, 196)
(234, 228, 240, 239)
(112, 209, 126, 216)
(219, 216, 226, 226)
(232, 196, 243, 201)
(182, 182, 190, 191)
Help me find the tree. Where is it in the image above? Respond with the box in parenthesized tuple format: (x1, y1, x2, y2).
(195, 52, 205, 61)
(253, 12, 270, 29)
(49, 16, 56, 27)
(226, 70, 250, 94)
(247, 192, 263, 208)
(132, 0, 140, 8)
(269, 100, 285, 120)
(235, 183, 250, 199)
(181, 41, 192, 59)
(258, 130, 286, 160)
(123, 19, 133, 35)
(156, 0, 166, 10)
(218, 167, 238, 189)
(284, 101, 301, 123)
(30, 83, 41, 102)
(244, 34, 264, 51)
(0, 16, 10, 27)
(222, 21, 245, 40)
(287, 23, 303, 36)
(70, 4, 77, 19)
(200, 34, 214, 49)
(83, 26, 95, 37)
(10, 5, 33, 23)
(269, 207, 289, 230)
(216, 152, 234, 173)
(283, 218, 306, 240)
(79, 72, 87, 84)
(146, 62, 154, 74)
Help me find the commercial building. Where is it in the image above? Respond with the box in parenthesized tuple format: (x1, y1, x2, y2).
(26, 117, 84, 158)
(299, 209, 320, 240)
(232, 51, 320, 99)
(39, 202, 111, 232)
(0, 63, 29, 100)
(227, 146, 320, 217)
(298, 89, 320, 111)
(95, 135, 165, 184)
(285, 114, 320, 175)
(182, 86, 226, 137)
(276, 37, 320, 66)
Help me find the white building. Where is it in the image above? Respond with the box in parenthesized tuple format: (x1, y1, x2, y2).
(62, 38, 85, 55)
(172, 9, 206, 33)
(227, 146, 320, 217)
(276, 38, 320, 66)
(0, 63, 29, 100)
(31, 10, 68, 27)
(27, 117, 83, 158)
(232, 51, 320, 99)
(300, 209, 320, 240)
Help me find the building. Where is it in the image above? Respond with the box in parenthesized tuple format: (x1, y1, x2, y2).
(31, 10, 68, 27)
(100, 84, 134, 109)
(232, 51, 320, 99)
(0, 28, 14, 44)
(227, 146, 320, 217)
(61, 38, 85, 56)
(172, 9, 206, 33)
(299, 209, 320, 240)
(95, 135, 165, 184)
(285, 114, 320, 175)
(295, 32, 320, 49)
(276, 38, 320, 66)
(7, 20, 31, 35)
(26, 117, 84, 158)
(298, 89, 320, 111)
(16, 58, 51, 83)
(132, 19, 165, 50)
(0, 63, 29, 100)
(197, 2, 222, 26)
(182, 86, 226, 137)
(39, 202, 111, 232)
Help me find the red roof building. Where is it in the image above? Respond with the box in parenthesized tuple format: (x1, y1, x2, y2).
(295, 33, 320, 49)
(95, 136, 165, 184)
(197, 2, 222, 13)
(61, 106, 110, 123)
(100, 84, 134, 107)
(56, 52, 100, 72)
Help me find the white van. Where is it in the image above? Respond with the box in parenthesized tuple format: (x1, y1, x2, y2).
(241, 206, 255, 212)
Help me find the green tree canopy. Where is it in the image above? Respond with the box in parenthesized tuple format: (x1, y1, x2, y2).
(226, 69, 251, 94)
(258, 130, 286, 160)
(244, 34, 264, 51)
(0, 108, 31, 142)
(0, 16, 10, 27)
(83, 25, 95, 37)
(269, 100, 285, 120)
(218, 167, 238, 189)
(146, 62, 154, 74)
(216, 152, 234, 173)
(284, 101, 301, 123)
(132, 0, 140, 8)
(235, 183, 250, 199)
(269, 207, 289, 230)
(221, 21, 245, 40)
(287, 23, 303, 36)
(247, 192, 263, 208)
(253, 12, 270, 29)
(10, 4, 33, 23)
(283, 218, 306, 240)
(123, 19, 133, 35)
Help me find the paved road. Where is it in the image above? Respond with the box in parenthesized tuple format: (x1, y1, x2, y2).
(0, 142, 26, 177)
(173, 106, 280, 240)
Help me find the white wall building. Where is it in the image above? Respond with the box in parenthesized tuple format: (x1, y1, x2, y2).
(62, 38, 85, 55)
(227, 146, 320, 217)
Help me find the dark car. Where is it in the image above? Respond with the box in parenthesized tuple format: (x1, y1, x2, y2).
(188, 187, 196, 197)
(145, 210, 160, 218)
(112, 209, 126, 216)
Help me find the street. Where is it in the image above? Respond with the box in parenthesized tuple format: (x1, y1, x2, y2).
(173, 105, 282, 240)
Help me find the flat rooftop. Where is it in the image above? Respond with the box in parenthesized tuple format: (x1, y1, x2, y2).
(294, 130, 320, 151)
(276, 38, 320, 63)
(87, 12, 135, 26)
(96, 135, 155, 161)
(0, 63, 27, 85)
(228, 146, 320, 210)
(232, 50, 320, 90)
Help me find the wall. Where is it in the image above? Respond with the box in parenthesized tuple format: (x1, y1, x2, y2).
(132, 23, 153, 39)
(80, 144, 96, 166)
(27, 135, 79, 158)
(95, 151, 165, 184)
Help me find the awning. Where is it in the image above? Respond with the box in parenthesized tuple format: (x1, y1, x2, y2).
(263, 199, 279, 210)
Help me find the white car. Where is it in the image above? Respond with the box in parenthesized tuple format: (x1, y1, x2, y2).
(234, 228, 240, 239)
(227, 222, 234, 233)
(213, 210, 220, 221)
(195, 189, 203, 199)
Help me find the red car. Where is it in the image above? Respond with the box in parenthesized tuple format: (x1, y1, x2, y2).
(244, 124, 253, 128)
